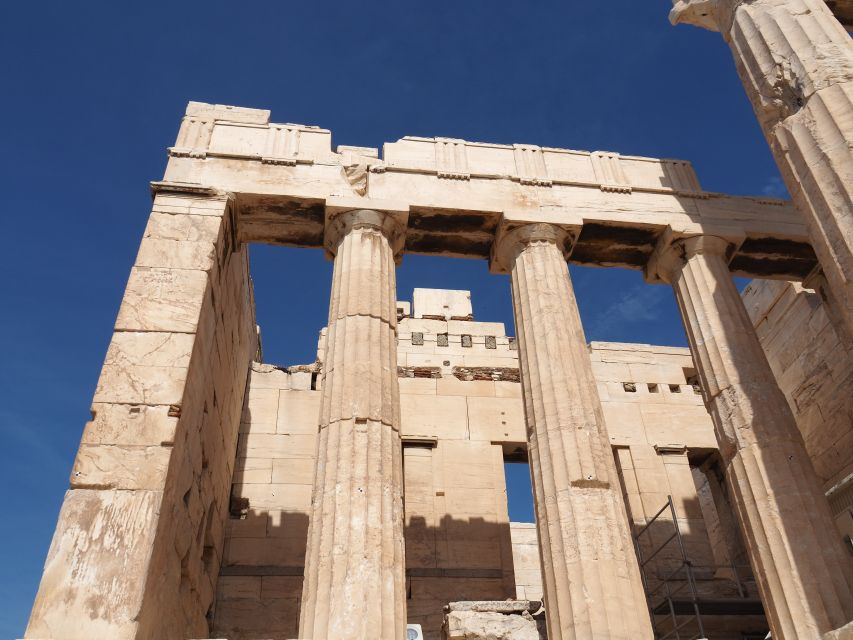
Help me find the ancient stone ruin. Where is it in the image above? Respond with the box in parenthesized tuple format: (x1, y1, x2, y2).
(23, 1, 853, 639)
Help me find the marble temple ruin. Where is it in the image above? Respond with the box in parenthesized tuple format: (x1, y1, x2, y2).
(24, 2, 853, 639)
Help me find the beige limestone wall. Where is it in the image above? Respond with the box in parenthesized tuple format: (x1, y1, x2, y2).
(510, 523, 542, 601)
(213, 362, 320, 640)
(742, 280, 853, 492)
(215, 292, 770, 639)
(26, 192, 257, 639)
(214, 310, 525, 640)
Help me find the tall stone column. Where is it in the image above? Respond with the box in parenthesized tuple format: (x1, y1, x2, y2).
(299, 208, 407, 640)
(670, 0, 853, 337)
(647, 234, 853, 640)
(493, 223, 653, 640)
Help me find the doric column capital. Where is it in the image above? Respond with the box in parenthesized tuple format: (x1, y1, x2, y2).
(669, 0, 739, 32)
(646, 229, 741, 284)
(490, 218, 578, 274)
(323, 198, 409, 260)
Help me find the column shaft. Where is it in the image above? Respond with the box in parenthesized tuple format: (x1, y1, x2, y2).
(672, 0, 853, 336)
(299, 210, 406, 640)
(501, 224, 653, 640)
(663, 236, 853, 639)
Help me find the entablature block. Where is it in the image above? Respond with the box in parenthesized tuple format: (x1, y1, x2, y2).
(159, 102, 818, 280)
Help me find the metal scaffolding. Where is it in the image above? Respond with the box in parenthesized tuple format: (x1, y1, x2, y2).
(632, 495, 765, 640)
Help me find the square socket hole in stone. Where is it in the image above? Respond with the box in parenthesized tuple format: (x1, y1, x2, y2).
(623, 382, 637, 392)
(669, 384, 682, 393)
(648, 383, 659, 393)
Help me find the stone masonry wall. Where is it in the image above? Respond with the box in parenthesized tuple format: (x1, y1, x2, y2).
(26, 192, 257, 639)
(742, 280, 853, 491)
(214, 292, 764, 640)
(213, 362, 320, 640)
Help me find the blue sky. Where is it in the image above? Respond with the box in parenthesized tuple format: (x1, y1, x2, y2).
(0, 1, 786, 635)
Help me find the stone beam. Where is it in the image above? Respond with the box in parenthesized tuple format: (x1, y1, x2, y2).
(158, 102, 817, 280)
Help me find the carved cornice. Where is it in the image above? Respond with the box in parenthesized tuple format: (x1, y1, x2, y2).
(149, 180, 221, 197)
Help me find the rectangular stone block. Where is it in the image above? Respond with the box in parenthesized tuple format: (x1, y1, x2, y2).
(494, 381, 522, 398)
(226, 535, 308, 568)
(82, 404, 178, 446)
(216, 576, 262, 600)
(640, 404, 716, 448)
(233, 458, 273, 484)
(71, 444, 171, 490)
(212, 597, 298, 639)
(271, 458, 316, 485)
(600, 402, 645, 446)
(226, 513, 269, 539)
(467, 396, 525, 443)
(106, 331, 196, 368)
(247, 364, 291, 390)
(461, 354, 519, 367)
(26, 489, 162, 639)
(276, 391, 321, 434)
(447, 320, 505, 336)
(144, 211, 223, 243)
(115, 267, 210, 333)
(400, 394, 468, 440)
(241, 387, 279, 430)
(399, 318, 449, 334)
(238, 433, 317, 460)
(93, 362, 188, 406)
(233, 483, 313, 511)
(398, 377, 438, 395)
(261, 575, 303, 599)
(436, 377, 496, 397)
(403, 352, 454, 368)
(135, 237, 216, 271)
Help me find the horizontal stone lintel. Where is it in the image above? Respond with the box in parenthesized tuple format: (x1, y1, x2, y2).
(160, 112, 817, 280)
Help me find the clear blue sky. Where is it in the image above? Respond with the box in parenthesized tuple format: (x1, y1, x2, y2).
(0, 1, 785, 636)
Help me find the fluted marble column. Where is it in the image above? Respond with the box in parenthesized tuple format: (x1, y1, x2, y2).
(299, 209, 406, 640)
(648, 234, 853, 640)
(670, 0, 853, 337)
(494, 223, 653, 640)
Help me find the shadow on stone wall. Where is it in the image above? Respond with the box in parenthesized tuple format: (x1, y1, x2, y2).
(210, 500, 772, 640)
(211, 510, 517, 640)
(405, 515, 517, 639)
(211, 509, 308, 640)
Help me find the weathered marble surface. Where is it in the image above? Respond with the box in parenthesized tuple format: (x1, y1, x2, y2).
(648, 234, 853, 640)
(671, 0, 853, 336)
(495, 224, 653, 640)
(298, 209, 408, 640)
(26, 194, 257, 639)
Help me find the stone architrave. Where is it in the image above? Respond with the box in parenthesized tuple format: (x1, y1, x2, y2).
(299, 208, 408, 640)
(670, 0, 853, 337)
(647, 233, 853, 639)
(493, 223, 653, 640)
